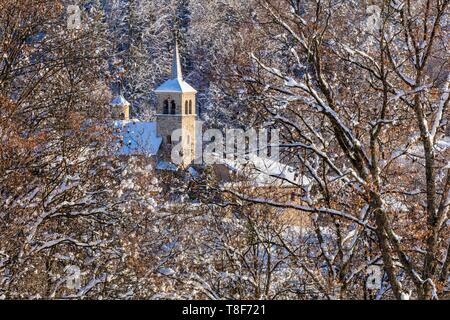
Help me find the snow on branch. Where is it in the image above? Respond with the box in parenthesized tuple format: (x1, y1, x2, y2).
(222, 188, 376, 231)
(430, 74, 450, 143)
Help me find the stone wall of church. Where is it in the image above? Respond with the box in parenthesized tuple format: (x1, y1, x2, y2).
(156, 93, 182, 115)
(156, 92, 197, 165)
(182, 93, 196, 115)
(182, 115, 196, 164)
(156, 114, 182, 145)
(112, 105, 130, 120)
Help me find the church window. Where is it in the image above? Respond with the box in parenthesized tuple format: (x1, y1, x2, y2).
(171, 100, 176, 114)
(163, 100, 169, 114)
(189, 100, 193, 114)
(185, 101, 189, 114)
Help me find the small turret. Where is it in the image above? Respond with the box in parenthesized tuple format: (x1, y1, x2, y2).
(111, 95, 130, 120)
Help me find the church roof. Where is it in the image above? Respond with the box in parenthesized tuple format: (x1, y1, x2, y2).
(172, 37, 183, 80)
(211, 153, 312, 188)
(154, 38, 197, 94)
(114, 120, 162, 157)
(154, 78, 197, 93)
(111, 95, 130, 106)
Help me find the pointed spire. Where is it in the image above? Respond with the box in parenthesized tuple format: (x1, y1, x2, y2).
(172, 36, 183, 80)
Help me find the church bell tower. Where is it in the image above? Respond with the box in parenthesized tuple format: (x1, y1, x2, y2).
(155, 39, 197, 166)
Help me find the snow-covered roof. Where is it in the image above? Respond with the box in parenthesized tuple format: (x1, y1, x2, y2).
(187, 166, 199, 177)
(212, 153, 312, 188)
(114, 120, 162, 157)
(154, 38, 197, 94)
(111, 95, 130, 107)
(156, 161, 177, 171)
(154, 78, 197, 93)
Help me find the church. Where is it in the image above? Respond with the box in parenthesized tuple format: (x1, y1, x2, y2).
(111, 41, 311, 194)
(111, 39, 198, 168)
